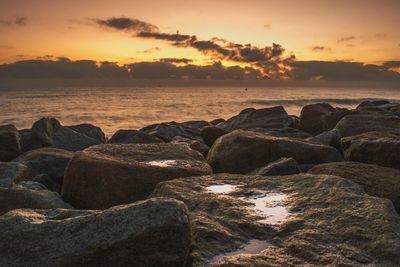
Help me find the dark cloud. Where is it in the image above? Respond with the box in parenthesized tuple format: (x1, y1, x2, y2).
(337, 36, 356, 43)
(264, 24, 271, 29)
(383, 61, 400, 68)
(141, 47, 160, 53)
(137, 31, 194, 42)
(159, 58, 193, 64)
(312, 46, 331, 52)
(286, 60, 400, 81)
(14, 17, 27, 26)
(94, 17, 158, 32)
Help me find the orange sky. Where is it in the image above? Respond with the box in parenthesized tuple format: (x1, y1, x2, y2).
(0, 0, 399, 65)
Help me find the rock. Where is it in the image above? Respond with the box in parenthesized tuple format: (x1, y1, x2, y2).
(13, 148, 74, 192)
(309, 162, 400, 213)
(0, 198, 191, 267)
(321, 108, 355, 130)
(67, 123, 106, 143)
(307, 129, 342, 150)
(0, 162, 32, 187)
(171, 136, 210, 156)
(341, 131, 400, 169)
(356, 100, 390, 110)
(335, 114, 400, 137)
(201, 126, 229, 147)
(0, 124, 21, 161)
(219, 106, 293, 131)
(28, 117, 101, 151)
(108, 129, 164, 144)
(250, 127, 312, 139)
(250, 157, 301, 176)
(18, 129, 31, 152)
(299, 103, 335, 134)
(62, 143, 212, 209)
(0, 182, 72, 215)
(210, 118, 225, 125)
(207, 130, 342, 174)
(141, 122, 202, 142)
(180, 120, 211, 129)
(151, 173, 400, 266)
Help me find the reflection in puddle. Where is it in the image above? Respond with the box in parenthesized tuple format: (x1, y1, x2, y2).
(146, 160, 177, 167)
(206, 184, 237, 194)
(211, 239, 272, 263)
(247, 193, 290, 225)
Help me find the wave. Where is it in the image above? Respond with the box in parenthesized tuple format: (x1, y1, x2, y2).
(245, 98, 400, 107)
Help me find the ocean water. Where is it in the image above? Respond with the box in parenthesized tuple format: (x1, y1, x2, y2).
(1, 86, 399, 136)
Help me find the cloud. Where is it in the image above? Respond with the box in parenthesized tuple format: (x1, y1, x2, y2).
(337, 36, 355, 43)
(311, 46, 331, 52)
(94, 17, 158, 32)
(137, 31, 194, 42)
(264, 24, 271, 29)
(14, 17, 27, 26)
(375, 33, 388, 38)
(140, 47, 160, 53)
(286, 60, 400, 81)
(159, 58, 193, 64)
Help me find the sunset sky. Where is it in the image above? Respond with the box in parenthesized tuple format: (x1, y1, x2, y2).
(0, 0, 399, 81)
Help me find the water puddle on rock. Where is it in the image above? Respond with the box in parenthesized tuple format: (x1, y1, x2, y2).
(210, 239, 272, 264)
(206, 184, 238, 194)
(246, 192, 291, 225)
(145, 160, 178, 167)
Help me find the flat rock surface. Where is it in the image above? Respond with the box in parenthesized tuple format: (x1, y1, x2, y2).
(309, 161, 400, 213)
(0, 198, 191, 267)
(151, 173, 400, 266)
(207, 130, 342, 174)
(62, 143, 212, 209)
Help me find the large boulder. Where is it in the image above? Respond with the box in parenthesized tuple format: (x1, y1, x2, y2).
(180, 120, 211, 129)
(207, 130, 342, 174)
(309, 161, 400, 213)
(108, 129, 164, 144)
(67, 123, 106, 143)
(171, 136, 210, 156)
(341, 131, 400, 169)
(0, 198, 191, 267)
(335, 114, 400, 137)
(250, 157, 301, 176)
(151, 174, 400, 266)
(0, 182, 72, 215)
(0, 162, 32, 187)
(299, 103, 335, 134)
(307, 129, 342, 150)
(219, 106, 293, 131)
(62, 143, 212, 209)
(321, 108, 356, 130)
(27, 117, 101, 151)
(201, 126, 229, 147)
(13, 147, 74, 192)
(250, 127, 312, 139)
(141, 122, 202, 142)
(0, 124, 21, 161)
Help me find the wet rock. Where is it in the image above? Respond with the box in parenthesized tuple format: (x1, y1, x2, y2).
(299, 103, 335, 134)
(0, 198, 191, 267)
(207, 130, 342, 174)
(18, 129, 32, 152)
(356, 100, 390, 110)
(13, 148, 74, 192)
(250, 157, 301, 176)
(67, 123, 106, 143)
(0, 162, 32, 187)
(335, 114, 400, 137)
(309, 161, 400, 213)
(141, 122, 202, 142)
(28, 117, 101, 151)
(62, 143, 212, 209)
(0, 124, 21, 161)
(108, 129, 164, 144)
(180, 120, 211, 129)
(210, 118, 225, 125)
(307, 129, 342, 150)
(321, 108, 356, 130)
(201, 126, 229, 147)
(0, 182, 72, 215)
(219, 106, 293, 131)
(171, 136, 210, 156)
(341, 131, 400, 169)
(151, 173, 400, 266)
(251, 127, 312, 139)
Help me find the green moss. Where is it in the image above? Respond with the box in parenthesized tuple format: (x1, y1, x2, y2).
(206, 137, 222, 163)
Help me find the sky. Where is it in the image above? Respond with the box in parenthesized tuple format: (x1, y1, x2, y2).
(0, 0, 399, 81)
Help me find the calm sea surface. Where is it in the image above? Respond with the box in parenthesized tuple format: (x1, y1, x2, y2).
(1, 86, 399, 136)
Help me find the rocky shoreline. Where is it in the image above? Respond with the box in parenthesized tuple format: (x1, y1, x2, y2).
(0, 99, 400, 266)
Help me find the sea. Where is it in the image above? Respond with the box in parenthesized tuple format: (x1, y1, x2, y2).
(1, 85, 399, 136)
